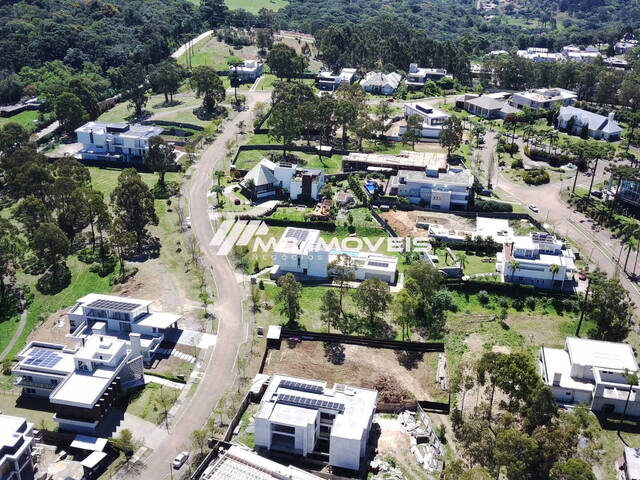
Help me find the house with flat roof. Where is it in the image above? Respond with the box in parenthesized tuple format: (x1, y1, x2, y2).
(516, 47, 561, 62)
(386, 166, 474, 210)
(510, 88, 577, 111)
(0, 414, 35, 480)
(343, 151, 448, 173)
(240, 159, 325, 201)
(254, 374, 377, 471)
(539, 338, 640, 415)
(229, 59, 263, 82)
(406, 63, 448, 89)
(202, 445, 322, 480)
(400, 102, 450, 139)
(617, 447, 640, 480)
(557, 106, 622, 141)
(67, 293, 181, 365)
(316, 68, 358, 91)
(497, 232, 575, 289)
(360, 71, 402, 95)
(271, 227, 397, 284)
(463, 95, 517, 119)
(75, 122, 164, 163)
(561, 45, 601, 63)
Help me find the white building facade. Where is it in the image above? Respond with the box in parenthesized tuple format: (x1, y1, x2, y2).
(406, 64, 448, 88)
(360, 72, 402, 95)
(400, 102, 450, 138)
(387, 166, 474, 210)
(557, 107, 622, 141)
(271, 227, 398, 284)
(75, 122, 164, 163)
(317, 68, 358, 91)
(497, 232, 576, 289)
(0, 414, 35, 480)
(241, 159, 325, 201)
(540, 338, 640, 415)
(510, 88, 577, 110)
(230, 60, 263, 82)
(254, 375, 377, 471)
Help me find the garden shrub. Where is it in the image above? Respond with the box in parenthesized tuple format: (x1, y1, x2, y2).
(525, 296, 536, 310)
(477, 290, 490, 305)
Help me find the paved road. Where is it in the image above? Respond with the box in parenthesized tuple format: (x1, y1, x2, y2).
(171, 30, 213, 60)
(129, 93, 269, 479)
(477, 131, 640, 316)
(0, 307, 27, 361)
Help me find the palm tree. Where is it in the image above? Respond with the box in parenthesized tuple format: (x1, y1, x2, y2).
(457, 253, 468, 273)
(547, 130, 559, 156)
(508, 260, 521, 282)
(618, 371, 639, 434)
(549, 263, 560, 290)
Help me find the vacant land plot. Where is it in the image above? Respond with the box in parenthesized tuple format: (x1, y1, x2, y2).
(226, 0, 288, 14)
(98, 92, 211, 127)
(381, 210, 475, 238)
(179, 36, 260, 70)
(125, 383, 179, 425)
(233, 149, 343, 174)
(264, 341, 446, 403)
(0, 110, 40, 132)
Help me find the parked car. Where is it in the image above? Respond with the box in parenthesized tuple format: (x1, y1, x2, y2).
(185, 217, 191, 228)
(528, 204, 539, 213)
(173, 452, 189, 469)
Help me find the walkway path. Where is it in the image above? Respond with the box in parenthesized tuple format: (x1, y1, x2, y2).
(171, 30, 213, 60)
(0, 307, 27, 361)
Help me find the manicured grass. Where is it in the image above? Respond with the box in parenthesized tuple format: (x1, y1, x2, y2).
(269, 207, 312, 222)
(125, 383, 179, 425)
(0, 110, 40, 132)
(225, 0, 288, 13)
(178, 36, 260, 70)
(0, 393, 56, 430)
(433, 249, 497, 276)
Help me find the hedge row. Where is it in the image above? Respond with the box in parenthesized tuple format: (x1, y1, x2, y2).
(238, 215, 337, 232)
(473, 199, 513, 212)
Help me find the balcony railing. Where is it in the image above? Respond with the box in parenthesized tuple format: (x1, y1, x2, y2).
(14, 378, 56, 390)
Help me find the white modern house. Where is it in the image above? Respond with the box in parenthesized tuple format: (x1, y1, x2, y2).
(342, 150, 448, 173)
(240, 159, 325, 201)
(230, 60, 263, 82)
(317, 68, 358, 91)
(561, 45, 601, 63)
(516, 47, 561, 63)
(386, 166, 474, 210)
(0, 414, 35, 480)
(202, 445, 322, 480)
(67, 294, 181, 365)
(254, 374, 377, 471)
(510, 88, 577, 111)
(557, 107, 623, 141)
(12, 294, 181, 434)
(271, 227, 398, 284)
(497, 232, 576, 289)
(360, 72, 402, 95)
(75, 122, 164, 163)
(400, 102, 450, 139)
(540, 337, 640, 415)
(406, 63, 448, 88)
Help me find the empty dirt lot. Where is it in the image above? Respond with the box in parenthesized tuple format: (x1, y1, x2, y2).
(380, 210, 475, 238)
(263, 340, 447, 403)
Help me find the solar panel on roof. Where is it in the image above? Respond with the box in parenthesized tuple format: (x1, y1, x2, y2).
(368, 261, 389, 268)
(285, 229, 309, 242)
(276, 394, 345, 414)
(86, 298, 141, 312)
(279, 379, 324, 394)
(24, 347, 62, 369)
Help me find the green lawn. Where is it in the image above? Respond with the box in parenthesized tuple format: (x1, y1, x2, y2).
(0, 111, 40, 132)
(124, 383, 179, 425)
(233, 149, 343, 174)
(178, 36, 260, 70)
(0, 393, 56, 430)
(269, 207, 313, 222)
(225, 0, 288, 13)
(432, 249, 497, 276)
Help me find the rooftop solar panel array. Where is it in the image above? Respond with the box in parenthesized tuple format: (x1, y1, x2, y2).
(285, 228, 309, 243)
(277, 393, 345, 414)
(368, 261, 389, 268)
(23, 347, 63, 369)
(279, 379, 324, 394)
(86, 299, 141, 312)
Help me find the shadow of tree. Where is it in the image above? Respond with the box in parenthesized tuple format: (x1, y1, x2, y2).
(395, 350, 424, 371)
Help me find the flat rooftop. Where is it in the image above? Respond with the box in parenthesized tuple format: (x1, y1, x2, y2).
(16, 343, 75, 375)
(344, 151, 448, 170)
(0, 414, 30, 450)
(203, 445, 321, 480)
(50, 367, 117, 408)
(274, 227, 323, 255)
(76, 293, 151, 312)
(257, 374, 377, 440)
(566, 337, 638, 372)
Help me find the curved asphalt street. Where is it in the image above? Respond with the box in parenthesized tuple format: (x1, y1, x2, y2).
(129, 91, 270, 480)
(479, 131, 640, 317)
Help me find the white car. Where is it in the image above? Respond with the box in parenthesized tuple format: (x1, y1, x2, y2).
(528, 204, 539, 213)
(185, 217, 192, 228)
(173, 452, 189, 469)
